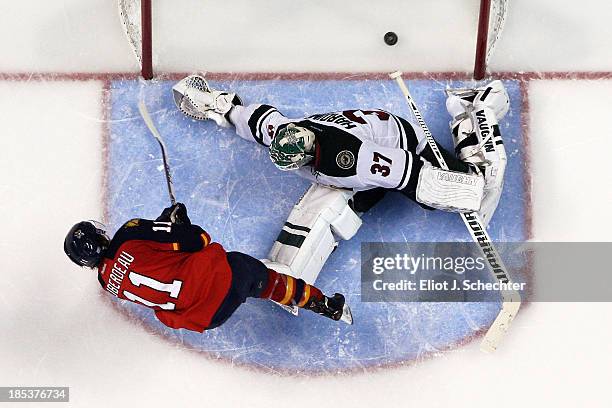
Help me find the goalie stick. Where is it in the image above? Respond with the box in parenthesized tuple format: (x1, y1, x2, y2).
(138, 101, 177, 206)
(389, 71, 521, 352)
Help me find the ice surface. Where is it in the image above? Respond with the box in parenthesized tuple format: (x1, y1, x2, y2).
(3, 1, 612, 407)
(105, 77, 527, 372)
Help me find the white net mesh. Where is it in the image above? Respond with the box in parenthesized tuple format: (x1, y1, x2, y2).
(115, 0, 507, 77)
(486, 0, 509, 63)
(118, 0, 142, 64)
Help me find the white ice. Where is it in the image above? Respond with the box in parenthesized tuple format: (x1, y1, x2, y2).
(1, 1, 612, 407)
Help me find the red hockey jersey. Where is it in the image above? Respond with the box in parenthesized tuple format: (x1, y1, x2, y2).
(97, 218, 232, 332)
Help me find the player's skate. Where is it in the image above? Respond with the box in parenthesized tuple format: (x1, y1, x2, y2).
(445, 80, 509, 226)
(172, 74, 242, 127)
(306, 293, 353, 325)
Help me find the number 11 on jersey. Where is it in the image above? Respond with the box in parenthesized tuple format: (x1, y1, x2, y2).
(123, 271, 183, 310)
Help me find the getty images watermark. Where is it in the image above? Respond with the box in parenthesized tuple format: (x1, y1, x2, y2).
(361, 242, 527, 302)
(362, 242, 612, 302)
(371, 251, 525, 292)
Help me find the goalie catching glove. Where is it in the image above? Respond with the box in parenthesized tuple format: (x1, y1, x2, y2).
(172, 74, 242, 127)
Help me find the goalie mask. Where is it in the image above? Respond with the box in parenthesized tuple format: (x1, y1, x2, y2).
(64, 221, 110, 268)
(269, 124, 316, 171)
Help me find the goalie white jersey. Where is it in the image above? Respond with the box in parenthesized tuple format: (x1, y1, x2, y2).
(229, 104, 429, 193)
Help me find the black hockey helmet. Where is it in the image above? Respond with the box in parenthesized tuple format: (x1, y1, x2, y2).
(64, 221, 110, 268)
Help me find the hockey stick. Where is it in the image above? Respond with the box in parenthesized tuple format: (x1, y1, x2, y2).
(138, 101, 177, 206)
(389, 71, 521, 352)
(138, 101, 310, 319)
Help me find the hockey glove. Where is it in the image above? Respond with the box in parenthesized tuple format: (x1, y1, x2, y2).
(156, 203, 191, 225)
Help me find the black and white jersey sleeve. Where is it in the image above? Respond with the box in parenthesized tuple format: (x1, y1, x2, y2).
(229, 104, 290, 147)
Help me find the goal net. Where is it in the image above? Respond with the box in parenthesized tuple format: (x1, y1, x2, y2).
(118, 0, 153, 79)
(118, 0, 508, 80)
(474, 0, 509, 79)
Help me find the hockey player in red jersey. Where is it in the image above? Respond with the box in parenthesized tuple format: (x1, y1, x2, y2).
(63, 203, 352, 332)
(171, 74, 510, 286)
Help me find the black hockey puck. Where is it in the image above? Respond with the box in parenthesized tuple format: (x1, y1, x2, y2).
(384, 31, 398, 46)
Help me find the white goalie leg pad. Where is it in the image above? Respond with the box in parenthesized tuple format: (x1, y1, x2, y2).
(446, 80, 510, 129)
(451, 106, 506, 166)
(172, 74, 239, 127)
(416, 163, 484, 213)
(267, 184, 362, 284)
(451, 106, 507, 225)
(476, 107, 507, 226)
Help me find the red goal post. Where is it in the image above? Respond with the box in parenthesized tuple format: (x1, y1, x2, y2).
(474, 0, 509, 80)
(119, 0, 507, 81)
(118, 0, 153, 79)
